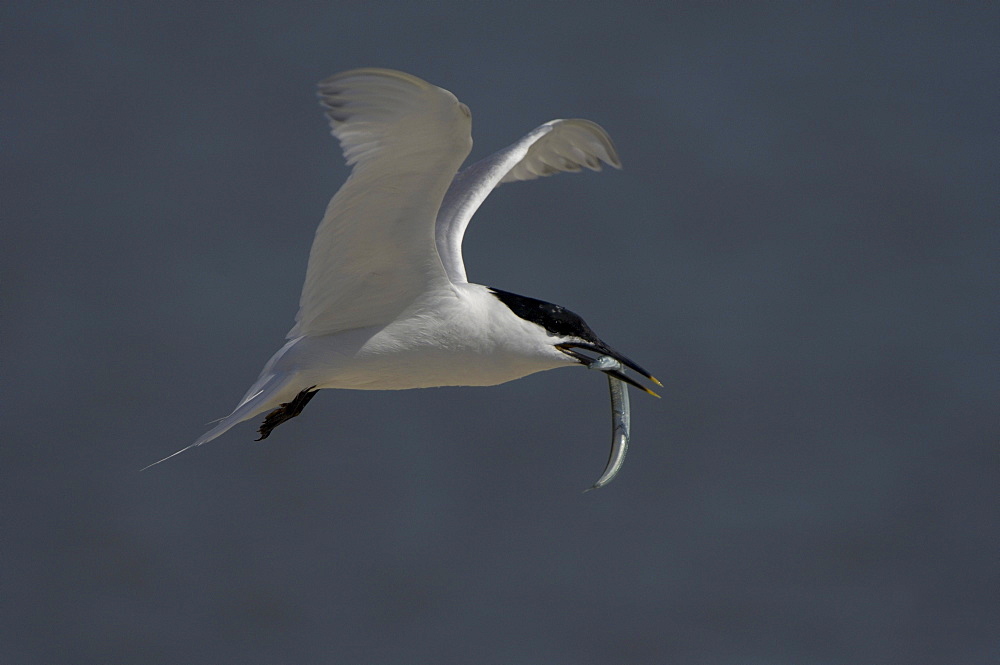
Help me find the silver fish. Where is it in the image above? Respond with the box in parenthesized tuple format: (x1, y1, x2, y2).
(586, 356, 632, 490)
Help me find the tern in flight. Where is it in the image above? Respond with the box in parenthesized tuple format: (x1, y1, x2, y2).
(149, 68, 660, 487)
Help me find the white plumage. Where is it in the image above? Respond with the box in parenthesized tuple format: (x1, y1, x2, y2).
(148, 69, 657, 477)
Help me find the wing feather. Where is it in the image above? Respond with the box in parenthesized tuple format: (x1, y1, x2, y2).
(435, 118, 620, 283)
(289, 69, 472, 338)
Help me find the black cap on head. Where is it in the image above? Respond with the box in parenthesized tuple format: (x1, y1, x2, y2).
(489, 287, 660, 395)
(489, 287, 602, 342)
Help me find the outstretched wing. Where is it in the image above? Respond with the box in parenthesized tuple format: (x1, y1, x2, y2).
(288, 68, 473, 338)
(434, 119, 620, 283)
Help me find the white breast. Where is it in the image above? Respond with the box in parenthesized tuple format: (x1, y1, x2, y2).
(272, 283, 575, 392)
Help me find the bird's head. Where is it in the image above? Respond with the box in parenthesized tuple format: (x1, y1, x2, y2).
(489, 288, 661, 396)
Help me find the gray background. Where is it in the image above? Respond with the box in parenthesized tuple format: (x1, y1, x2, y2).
(3, 2, 997, 663)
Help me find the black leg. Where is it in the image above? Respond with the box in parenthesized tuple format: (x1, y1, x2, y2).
(255, 386, 319, 441)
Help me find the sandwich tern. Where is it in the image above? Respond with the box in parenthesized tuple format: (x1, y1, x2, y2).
(148, 68, 660, 487)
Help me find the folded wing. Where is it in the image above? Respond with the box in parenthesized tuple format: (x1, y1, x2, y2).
(435, 118, 621, 283)
(289, 68, 473, 338)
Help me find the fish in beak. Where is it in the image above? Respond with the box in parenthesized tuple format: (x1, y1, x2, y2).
(557, 341, 662, 397)
(556, 342, 661, 490)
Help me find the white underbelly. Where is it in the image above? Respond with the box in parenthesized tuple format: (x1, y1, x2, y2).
(320, 347, 564, 390)
(272, 322, 573, 392)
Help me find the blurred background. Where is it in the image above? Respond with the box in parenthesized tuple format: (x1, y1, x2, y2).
(3, 2, 997, 663)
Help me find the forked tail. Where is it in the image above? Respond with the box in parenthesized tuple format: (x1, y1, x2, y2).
(141, 371, 302, 470)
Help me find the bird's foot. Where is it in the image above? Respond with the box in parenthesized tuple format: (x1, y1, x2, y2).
(255, 386, 319, 441)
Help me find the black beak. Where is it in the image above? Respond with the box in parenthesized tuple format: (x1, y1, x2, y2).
(556, 342, 662, 397)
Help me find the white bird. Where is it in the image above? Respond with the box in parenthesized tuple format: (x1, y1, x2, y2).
(149, 68, 659, 484)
